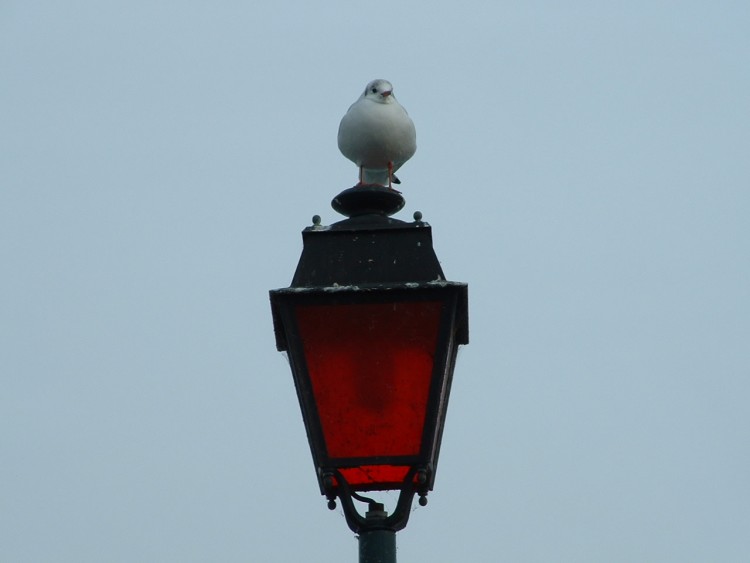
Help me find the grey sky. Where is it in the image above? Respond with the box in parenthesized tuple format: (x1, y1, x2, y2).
(2, 2, 749, 562)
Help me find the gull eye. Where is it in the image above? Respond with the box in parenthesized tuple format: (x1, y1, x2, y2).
(371, 87, 378, 93)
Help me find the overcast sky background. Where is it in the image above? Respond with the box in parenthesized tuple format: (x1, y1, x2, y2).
(2, 2, 749, 562)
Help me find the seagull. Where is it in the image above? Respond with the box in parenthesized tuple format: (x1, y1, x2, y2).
(338, 79, 417, 189)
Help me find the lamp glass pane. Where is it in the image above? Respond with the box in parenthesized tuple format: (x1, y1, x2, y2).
(339, 465, 410, 489)
(295, 301, 442, 461)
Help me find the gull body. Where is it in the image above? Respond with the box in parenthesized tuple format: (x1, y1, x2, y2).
(338, 79, 416, 187)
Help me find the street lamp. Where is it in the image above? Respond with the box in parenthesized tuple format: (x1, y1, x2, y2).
(270, 185, 468, 562)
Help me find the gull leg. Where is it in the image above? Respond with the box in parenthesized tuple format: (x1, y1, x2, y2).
(387, 162, 394, 189)
(358, 166, 364, 186)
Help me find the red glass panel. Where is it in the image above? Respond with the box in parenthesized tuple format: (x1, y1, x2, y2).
(339, 465, 410, 489)
(296, 301, 442, 461)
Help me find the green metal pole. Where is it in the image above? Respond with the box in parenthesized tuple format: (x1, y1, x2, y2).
(358, 504, 396, 563)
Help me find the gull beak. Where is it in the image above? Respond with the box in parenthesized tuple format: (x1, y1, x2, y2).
(381, 90, 392, 98)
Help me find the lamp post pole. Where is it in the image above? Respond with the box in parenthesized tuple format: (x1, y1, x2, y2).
(359, 504, 396, 563)
(270, 185, 468, 563)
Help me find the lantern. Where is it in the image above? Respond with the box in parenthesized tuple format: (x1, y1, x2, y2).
(270, 186, 468, 533)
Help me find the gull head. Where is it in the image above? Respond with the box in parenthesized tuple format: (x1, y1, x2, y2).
(362, 79, 395, 103)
